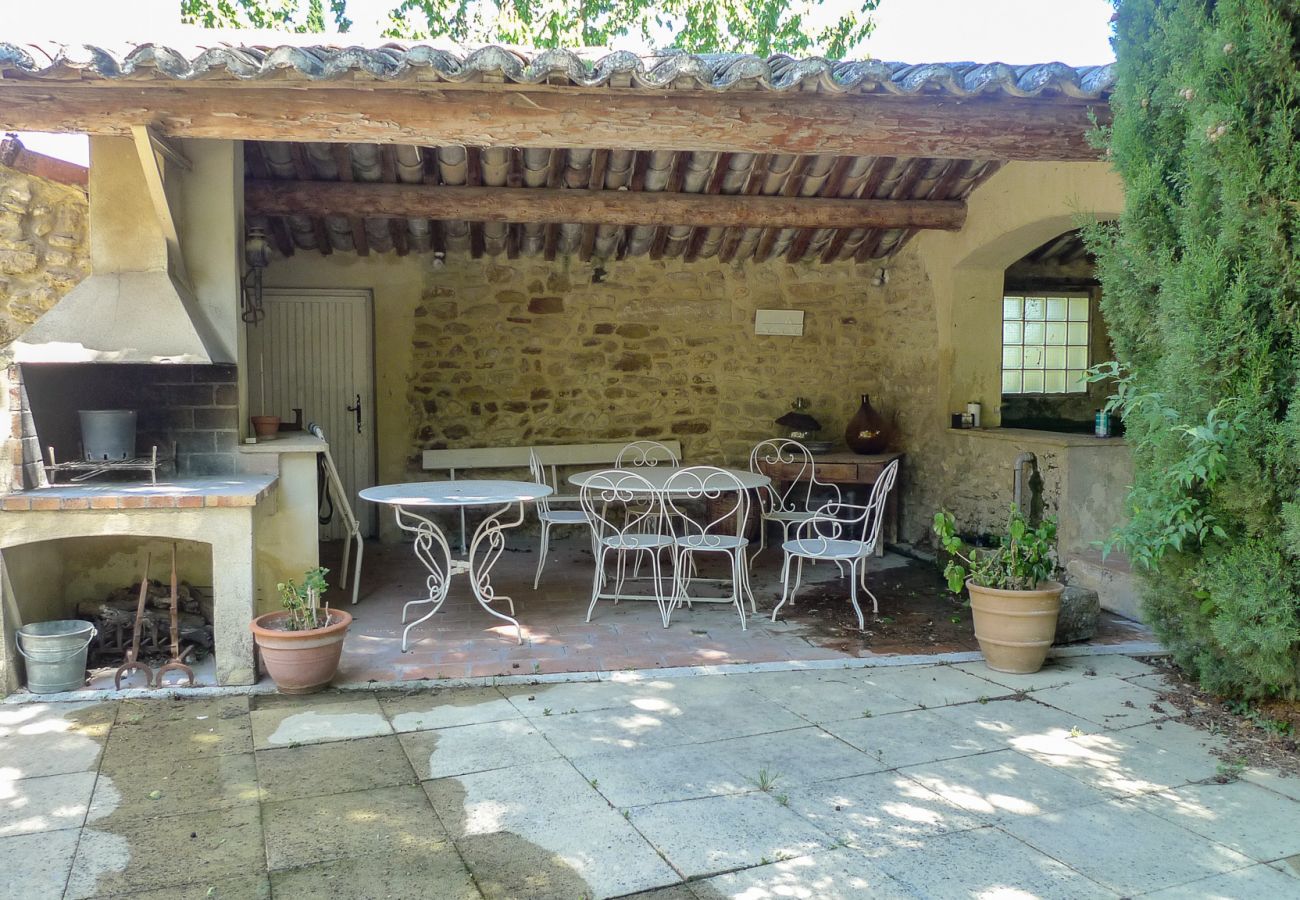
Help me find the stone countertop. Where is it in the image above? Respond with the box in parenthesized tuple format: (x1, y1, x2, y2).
(1, 475, 278, 511)
(237, 434, 327, 454)
(952, 427, 1127, 449)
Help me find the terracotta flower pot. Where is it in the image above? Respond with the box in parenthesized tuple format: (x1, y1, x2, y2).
(250, 415, 281, 440)
(967, 579, 1064, 674)
(250, 609, 352, 694)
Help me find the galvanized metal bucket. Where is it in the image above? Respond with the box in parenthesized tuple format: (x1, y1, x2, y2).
(16, 620, 97, 694)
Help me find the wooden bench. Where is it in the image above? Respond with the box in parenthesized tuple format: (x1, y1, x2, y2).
(422, 440, 682, 548)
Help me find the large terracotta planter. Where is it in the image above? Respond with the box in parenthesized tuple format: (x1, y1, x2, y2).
(250, 609, 352, 694)
(967, 580, 1064, 674)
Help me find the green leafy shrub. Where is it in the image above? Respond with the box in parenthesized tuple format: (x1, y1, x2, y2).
(1088, 0, 1300, 697)
(933, 507, 1058, 593)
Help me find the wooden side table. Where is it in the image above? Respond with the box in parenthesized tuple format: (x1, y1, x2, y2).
(756, 450, 903, 555)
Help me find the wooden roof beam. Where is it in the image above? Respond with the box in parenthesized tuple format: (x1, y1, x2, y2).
(0, 83, 1107, 161)
(244, 180, 970, 231)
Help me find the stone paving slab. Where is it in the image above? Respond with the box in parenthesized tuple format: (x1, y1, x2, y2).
(689, 849, 920, 899)
(1131, 780, 1300, 863)
(1031, 676, 1168, 729)
(1001, 798, 1256, 896)
(872, 825, 1120, 899)
(249, 696, 391, 749)
(89, 751, 258, 819)
(782, 770, 986, 855)
(630, 791, 836, 879)
(67, 804, 265, 899)
(821, 707, 1000, 770)
(381, 686, 523, 731)
(426, 759, 680, 898)
(0, 770, 96, 836)
(568, 743, 752, 808)
(736, 669, 920, 722)
(900, 747, 1113, 822)
(269, 847, 478, 900)
(261, 783, 446, 871)
(1012, 718, 1227, 798)
(1143, 863, 1300, 899)
(0, 827, 81, 897)
(255, 734, 416, 802)
(3, 658, 1297, 899)
(399, 717, 560, 779)
(0, 702, 113, 779)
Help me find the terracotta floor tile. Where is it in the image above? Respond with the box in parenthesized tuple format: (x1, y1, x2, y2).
(324, 536, 1153, 685)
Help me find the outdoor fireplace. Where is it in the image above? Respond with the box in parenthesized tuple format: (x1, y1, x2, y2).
(14, 362, 239, 488)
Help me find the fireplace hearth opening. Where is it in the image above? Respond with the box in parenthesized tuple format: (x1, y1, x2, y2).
(15, 363, 239, 488)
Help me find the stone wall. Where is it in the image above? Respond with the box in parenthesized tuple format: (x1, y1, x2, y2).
(0, 164, 89, 493)
(405, 250, 940, 532)
(0, 165, 88, 349)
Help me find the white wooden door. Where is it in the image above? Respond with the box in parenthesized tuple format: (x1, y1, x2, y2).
(247, 288, 376, 539)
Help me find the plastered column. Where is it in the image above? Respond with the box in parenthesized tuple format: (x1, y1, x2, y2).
(211, 509, 257, 685)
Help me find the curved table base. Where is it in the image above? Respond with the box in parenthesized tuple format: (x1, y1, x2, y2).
(391, 502, 526, 648)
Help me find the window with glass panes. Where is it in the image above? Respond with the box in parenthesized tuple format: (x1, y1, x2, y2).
(1001, 294, 1090, 394)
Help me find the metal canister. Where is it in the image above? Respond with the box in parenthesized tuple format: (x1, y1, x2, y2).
(1095, 410, 1111, 438)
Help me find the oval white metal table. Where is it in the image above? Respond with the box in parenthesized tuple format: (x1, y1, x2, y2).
(359, 480, 552, 648)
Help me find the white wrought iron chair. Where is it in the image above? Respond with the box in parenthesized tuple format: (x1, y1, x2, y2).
(771, 459, 899, 630)
(748, 439, 842, 564)
(528, 448, 590, 589)
(614, 440, 681, 468)
(663, 466, 755, 630)
(580, 469, 674, 627)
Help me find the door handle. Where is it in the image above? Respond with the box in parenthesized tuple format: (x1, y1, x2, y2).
(346, 394, 362, 433)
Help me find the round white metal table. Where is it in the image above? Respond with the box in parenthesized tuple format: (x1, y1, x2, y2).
(358, 480, 552, 648)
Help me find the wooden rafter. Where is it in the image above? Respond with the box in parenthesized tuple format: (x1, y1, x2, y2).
(579, 149, 609, 261)
(542, 148, 566, 261)
(466, 147, 485, 259)
(684, 152, 732, 262)
(754, 156, 813, 262)
(649, 152, 691, 261)
(289, 143, 332, 255)
(0, 83, 1107, 160)
(786, 155, 853, 263)
(330, 143, 370, 256)
(243, 143, 294, 257)
(821, 156, 895, 262)
(379, 145, 409, 256)
(236, 174, 972, 231)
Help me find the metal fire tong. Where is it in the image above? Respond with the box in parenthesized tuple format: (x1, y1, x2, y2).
(113, 554, 155, 689)
(155, 543, 196, 688)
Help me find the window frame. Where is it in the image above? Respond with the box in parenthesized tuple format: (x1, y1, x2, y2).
(1000, 291, 1092, 396)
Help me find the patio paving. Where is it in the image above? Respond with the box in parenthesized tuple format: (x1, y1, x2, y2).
(3, 656, 1298, 898)
(327, 534, 1152, 683)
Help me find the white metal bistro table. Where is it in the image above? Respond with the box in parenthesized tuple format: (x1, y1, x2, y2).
(568, 467, 770, 605)
(358, 480, 552, 648)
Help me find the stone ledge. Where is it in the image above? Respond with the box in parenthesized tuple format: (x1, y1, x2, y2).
(0, 475, 277, 511)
(951, 427, 1127, 449)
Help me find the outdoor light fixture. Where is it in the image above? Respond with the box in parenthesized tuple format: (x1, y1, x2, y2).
(241, 226, 272, 325)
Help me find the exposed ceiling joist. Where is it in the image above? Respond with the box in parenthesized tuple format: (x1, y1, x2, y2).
(0, 84, 1106, 161)
(243, 180, 968, 232)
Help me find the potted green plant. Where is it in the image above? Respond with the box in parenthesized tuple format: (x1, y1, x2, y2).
(249, 567, 352, 693)
(933, 506, 1063, 674)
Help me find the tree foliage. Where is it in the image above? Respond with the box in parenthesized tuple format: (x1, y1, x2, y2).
(180, 0, 876, 57)
(1089, 0, 1300, 698)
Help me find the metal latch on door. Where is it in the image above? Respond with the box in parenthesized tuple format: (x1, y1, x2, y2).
(346, 394, 362, 433)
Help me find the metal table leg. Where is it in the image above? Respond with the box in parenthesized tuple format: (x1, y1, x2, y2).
(392, 505, 457, 652)
(466, 501, 526, 644)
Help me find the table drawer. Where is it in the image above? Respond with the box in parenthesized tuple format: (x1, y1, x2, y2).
(854, 463, 887, 481)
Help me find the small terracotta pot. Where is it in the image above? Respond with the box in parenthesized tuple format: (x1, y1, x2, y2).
(967, 579, 1064, 674)
(250, 609, 352, 694)
(250, 415, 281, 440)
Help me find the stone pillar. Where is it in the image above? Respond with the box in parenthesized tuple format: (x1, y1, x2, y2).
(211, 509, 257, 685)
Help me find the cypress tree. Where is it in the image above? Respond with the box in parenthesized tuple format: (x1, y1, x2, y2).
(1092, 0, 1300, 698)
